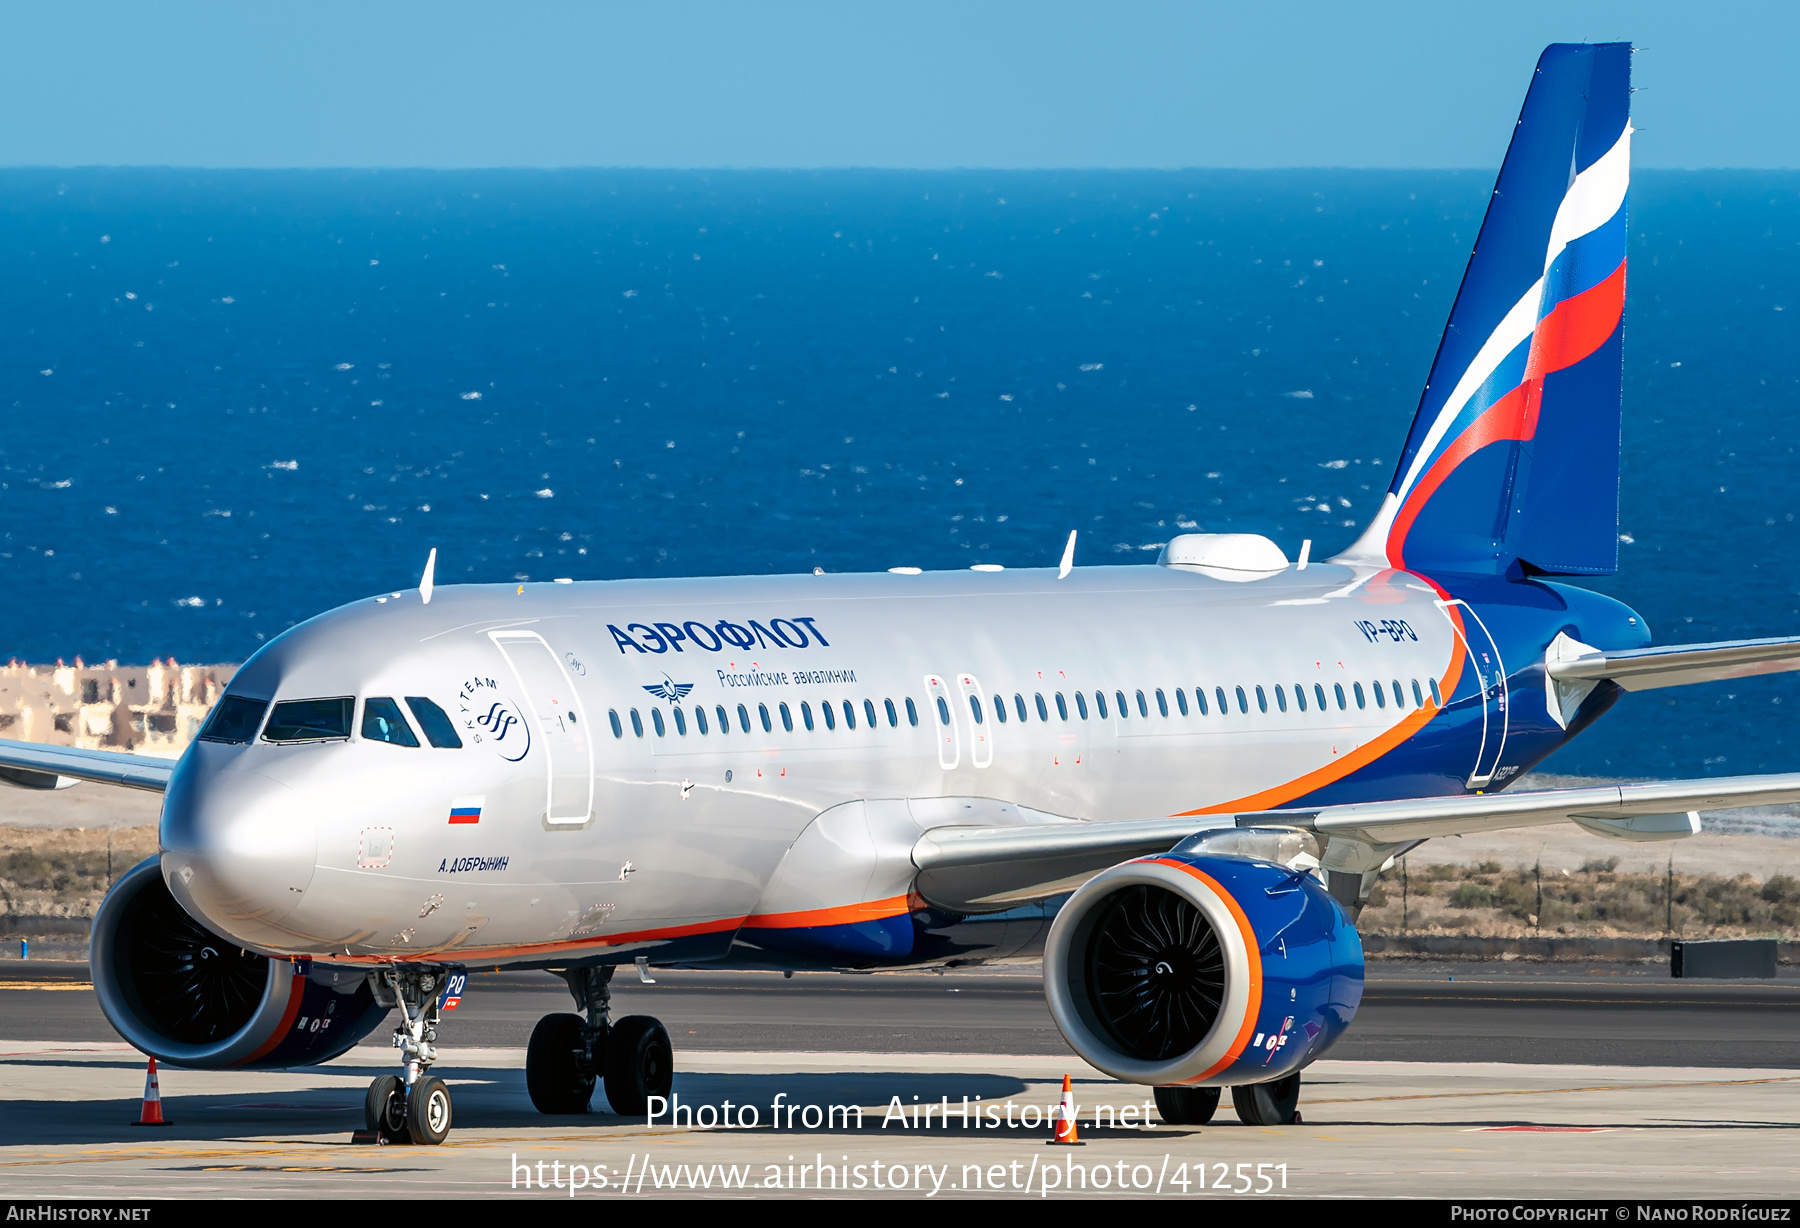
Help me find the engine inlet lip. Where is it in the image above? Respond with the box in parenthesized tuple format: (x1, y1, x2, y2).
(1043, 858, 1256, 1086)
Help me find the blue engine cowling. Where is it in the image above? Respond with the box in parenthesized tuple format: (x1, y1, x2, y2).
(92, 857, 390, 1069)
(1043, 852, 1363, 1086)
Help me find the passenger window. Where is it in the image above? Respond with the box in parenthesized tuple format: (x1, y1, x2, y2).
(1372, 682, 1385, 709)
(608, 709, 624, 739)
(821, 701, 835, 730)
(779, 703, 793, 732)
(1334, 683, 1346, 710)
(865, 699, 878, 727)
(906, 697, 919, 726)
(674, 706, 688, 735)
(1429, 678, 1443, 706)
(1216, 686, 1229, 715)
(1134, 690, 1147, 718)
(199, 694, 269, 744)
(802, 702, 816, 731)
(652, 708, 667, 737)
(717, 704, 730, 734)
(1255, 685, 1268, 714)
(1412, 680, 1425, 708)
(631, 709, 645, 737)
(1294, 685, 1307, 713)
(1035, 693, 1049, 721)
(362, 697, 420, 746)
(1076, 691, 1090, 719)
(967, 695, 983, 725)
(1116, 691, 1130, 719)
(758, 703, 772, 732)
(884, 698, 898, 727)
(991, 695, 1006, 724)
(1014, 694, 1028, 722)
(696, 706, 710, 735)
(1155, 688, 1169, 717)
(936, 696, 951, 725)
(1235, 686, 1249, 714)
(1392, 680, 1405, 709)
(263, 697, 354, 743)
(1195, 687, 1209, 716)
(845, 700, 858, 730)
(1354, 682, 1367, 710)
(1315, 683, 1328, 711)
(1055, 693, 1069, 720)
(403, 697, 463, 749)
(1176, 688, 1189, 716)
(1274, 686, 1287, 713)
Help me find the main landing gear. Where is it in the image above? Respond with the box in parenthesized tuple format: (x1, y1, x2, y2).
(363, 968, 454, 1144)
(527, 964, 674, 1117)
(1154, 1073, 1302, 1127)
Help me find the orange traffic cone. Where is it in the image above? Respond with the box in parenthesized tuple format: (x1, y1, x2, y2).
(131, 1057, 171, 1126)
(1048, 1073, 1082, 1145)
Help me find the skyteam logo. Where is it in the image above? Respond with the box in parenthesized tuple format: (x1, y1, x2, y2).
(643, 674, 694, 703)
(455, 675, 533, 763)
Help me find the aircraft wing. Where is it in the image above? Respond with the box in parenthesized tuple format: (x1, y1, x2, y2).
(911, 772, 1800, 911)
(1546, 634, 1800, 691)
(0, 738, 174, 793)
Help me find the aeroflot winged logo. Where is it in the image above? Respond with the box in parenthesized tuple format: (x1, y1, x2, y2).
(608, 616, 830, 655)
(642, 675, 694, 702)
(455, 676, 532, 763)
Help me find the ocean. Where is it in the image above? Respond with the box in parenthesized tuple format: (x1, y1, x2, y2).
(2, 167, 1798, 781)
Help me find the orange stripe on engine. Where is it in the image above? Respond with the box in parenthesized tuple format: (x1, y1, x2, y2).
(241, 969, 307, 1064)
(743, 895, 912, 930)
(1147, 859, 1263, 1082)
(1172, 570, 1465, 817)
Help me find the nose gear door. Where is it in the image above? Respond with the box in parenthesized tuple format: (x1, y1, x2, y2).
(490, 630, 594, 824)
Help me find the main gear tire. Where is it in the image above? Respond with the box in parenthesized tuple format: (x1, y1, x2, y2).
(1231, 1072, 1302, 1125)
(603, 1015, 673, 1118)
(1153, 1084, 1221, 1125)
(526, 1012, 597, 1114)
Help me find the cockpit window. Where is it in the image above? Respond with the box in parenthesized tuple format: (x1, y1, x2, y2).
(262, 697, 354, 743)
(199, 695, 269, 745)
(404, 697, 463, 748)
(362, 697, 420, 747)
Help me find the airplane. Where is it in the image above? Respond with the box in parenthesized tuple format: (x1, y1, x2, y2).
(8, 40, 1800, 1144)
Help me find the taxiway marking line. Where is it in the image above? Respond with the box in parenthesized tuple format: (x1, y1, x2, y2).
(1307, 1074, 1800, 1106)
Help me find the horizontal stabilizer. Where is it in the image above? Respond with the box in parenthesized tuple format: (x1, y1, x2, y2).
(1546, 633, 1800, 691)
(0, 738, 173, 793)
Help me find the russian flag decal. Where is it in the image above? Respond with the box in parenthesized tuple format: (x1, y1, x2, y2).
(448, 795, 484, 825)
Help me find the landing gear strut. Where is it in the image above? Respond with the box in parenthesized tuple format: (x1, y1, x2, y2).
(363, 968, 454, 1144)
(527, 963, 673, 1117)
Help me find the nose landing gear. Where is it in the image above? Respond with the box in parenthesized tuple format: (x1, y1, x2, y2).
(360, 968, 454, 1144)
(527, 963, 674, 1118)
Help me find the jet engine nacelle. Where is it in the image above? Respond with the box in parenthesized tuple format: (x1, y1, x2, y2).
(1043, 852, 1363, 1086)
(91, 856, 389, 1069)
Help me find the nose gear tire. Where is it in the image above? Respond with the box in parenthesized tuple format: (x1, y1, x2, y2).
(364, 1075, 407, 1139)
(407, 1075, 453, 1145)
(1153, 1084, 1221, 1125)
(527, 1012, 597, 1114)
(603, 1015, 673, 1118)
(1231, 1072, 1301, 1125)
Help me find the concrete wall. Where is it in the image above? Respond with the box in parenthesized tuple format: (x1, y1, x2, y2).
(0, 659, 235, 758)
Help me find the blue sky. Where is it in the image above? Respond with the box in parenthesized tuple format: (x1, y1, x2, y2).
(1, 2, 1792, 168)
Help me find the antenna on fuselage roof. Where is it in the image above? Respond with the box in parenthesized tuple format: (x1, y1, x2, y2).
(419, 547, 437, 605)
(1057, 530, 1077, 580)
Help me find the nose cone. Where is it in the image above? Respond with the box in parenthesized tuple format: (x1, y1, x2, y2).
(160, 746, 317, 946)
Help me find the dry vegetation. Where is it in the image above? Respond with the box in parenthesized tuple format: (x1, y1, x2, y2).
(1359, 856, 1800, 940)
(0, 824, 158, 918)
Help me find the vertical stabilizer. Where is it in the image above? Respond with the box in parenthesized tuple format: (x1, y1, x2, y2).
(1339, 43, 1631, 577)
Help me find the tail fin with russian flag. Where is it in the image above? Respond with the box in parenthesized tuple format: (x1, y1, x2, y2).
(1340, 42, 1631, 578)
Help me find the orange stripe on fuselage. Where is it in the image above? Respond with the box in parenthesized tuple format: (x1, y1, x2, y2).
(1174, 570, 1465, 816)
(333, 914, 751, 967)
(1146, 858, 1263, 1082)
(743, 895, 912, 930)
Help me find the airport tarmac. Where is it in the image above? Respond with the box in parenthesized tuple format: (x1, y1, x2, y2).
(2, 962, 1799, 1197)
